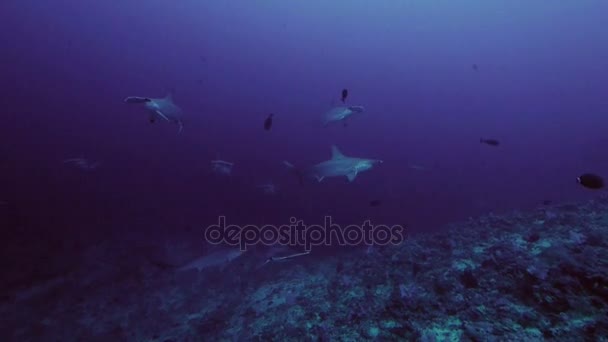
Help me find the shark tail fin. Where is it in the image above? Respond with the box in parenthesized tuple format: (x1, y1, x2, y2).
(283, 161, 304, 185)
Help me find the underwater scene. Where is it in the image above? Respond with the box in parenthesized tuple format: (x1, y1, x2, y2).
(2, 1, 608, 341)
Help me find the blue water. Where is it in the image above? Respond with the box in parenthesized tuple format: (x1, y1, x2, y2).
(2, 1, 608, 341)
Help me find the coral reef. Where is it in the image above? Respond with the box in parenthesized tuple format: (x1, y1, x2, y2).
(2, 197, 608, 341)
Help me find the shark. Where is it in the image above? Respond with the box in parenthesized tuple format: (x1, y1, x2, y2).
(124, 93, 184, 133)
(176, 248, 245, 272)
(284, 145, 382, 183)
(63, 158, 101, 171)
(322, 105, 365, 127)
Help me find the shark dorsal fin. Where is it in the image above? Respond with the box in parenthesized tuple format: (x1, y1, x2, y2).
(331, 145, 345, 159)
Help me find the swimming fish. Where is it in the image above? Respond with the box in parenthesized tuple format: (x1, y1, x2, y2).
(177, 248, 244, 272)
(63, 158, 101, 171)
(322, 106, 365, 127)
(257, 181, 278, 195)
(284, 145, 382, 183)
(124, 93, 184, 133)
(409, 164, 426, 171)
(577, 173, 604, 189)
(211, 160, 234, 176)
(480, 138, 499, 146)
(341, 89, 348, 103)
(264, 113, 274, 131)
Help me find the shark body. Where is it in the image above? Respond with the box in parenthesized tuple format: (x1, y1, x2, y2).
(124, 94, 184, 133)
(323, 105, 365, 127)
(176, 248, 244, 272)
(284, 145, 382, 183)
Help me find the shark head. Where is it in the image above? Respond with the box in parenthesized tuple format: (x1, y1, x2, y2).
(344, 157, 382, 182)
(145, 94, 179, 117)
(323, 105, 365, 126)
(144, 100, 161, 111)
(125, 93, 184, 133)
(354, 158, 383, 173)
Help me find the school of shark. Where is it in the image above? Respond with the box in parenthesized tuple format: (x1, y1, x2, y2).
(121, 88, 383, 189)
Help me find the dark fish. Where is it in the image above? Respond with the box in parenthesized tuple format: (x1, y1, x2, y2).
(264, 113, 274, 131)
(369, 199, 381, 207)
(577, 173, 604, 189)
(542, 200, 552, 206)
(480, 138, 499, 146)
(341, 89, 348, 103)
(472, 64, 478, 71)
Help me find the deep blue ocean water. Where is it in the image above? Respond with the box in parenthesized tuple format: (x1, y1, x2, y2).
(1, 1, 608, 341)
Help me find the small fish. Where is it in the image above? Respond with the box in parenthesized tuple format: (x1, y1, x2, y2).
(480, 138, 499, 146)
(211, 160, 234, 176)
(577, 173, 604, 189)
(341, 89, 348, 103)
(264, 113, 274, 131)
(369, 199, 382, 207)
(64, 158, 101, 171)
(409, 164, 426, 171)
(542, 200, 552, 206)
(257, 182, 278, 195)
(472, 64, 478, 71)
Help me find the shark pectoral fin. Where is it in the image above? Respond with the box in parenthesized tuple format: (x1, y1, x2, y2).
(177, 120, 183, 133)
(155, 110, 170, 122)
(346, 170, 358, 182)
(316, 175, 325, 182)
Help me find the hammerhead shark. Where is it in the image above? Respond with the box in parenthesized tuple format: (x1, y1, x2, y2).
(124, 93, 184, 133)
(322, 105, 365, 127)
(176, 248, 245, 272)
(284, 145, 382, 183)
